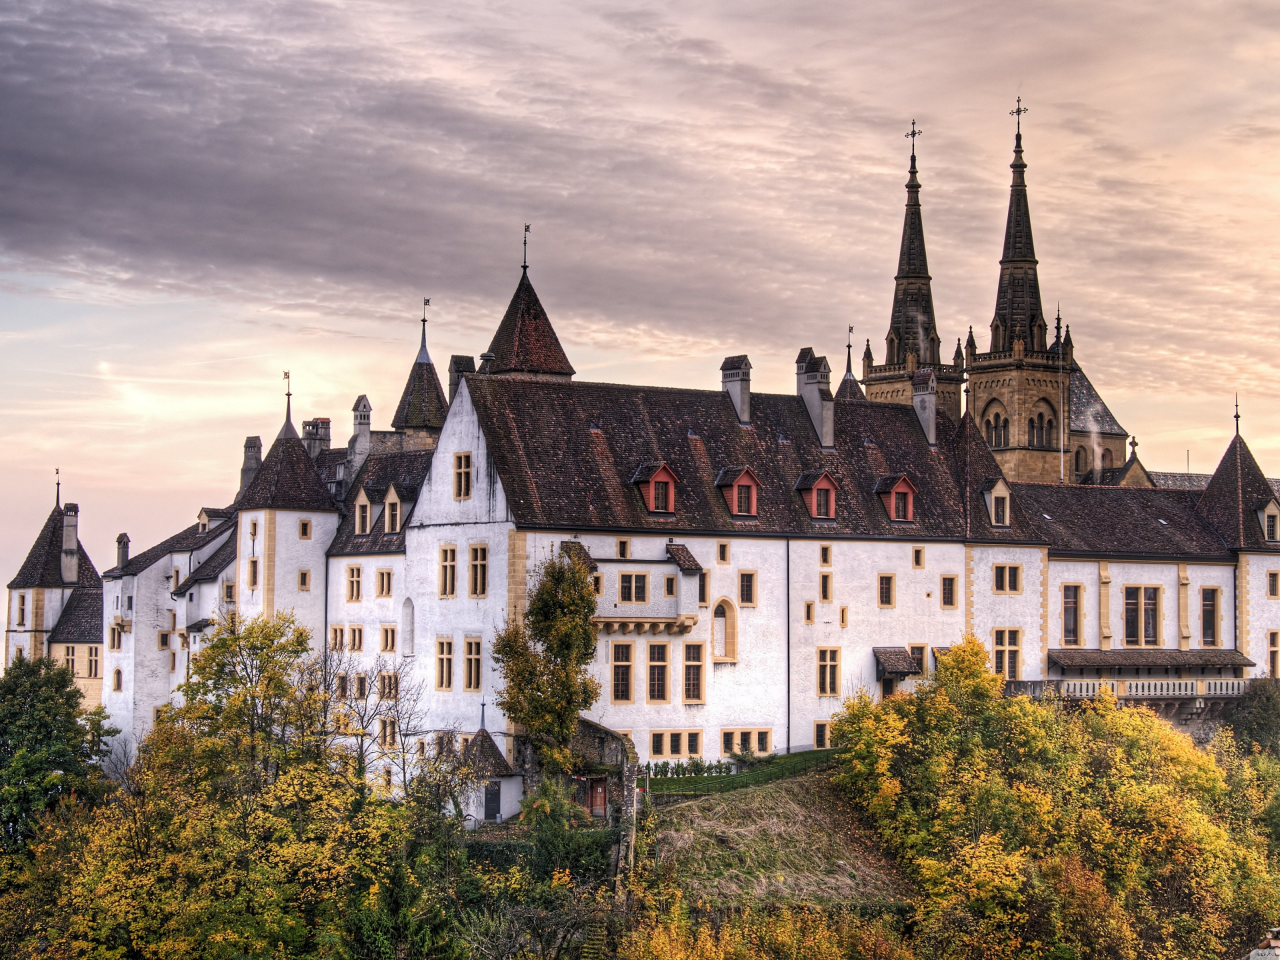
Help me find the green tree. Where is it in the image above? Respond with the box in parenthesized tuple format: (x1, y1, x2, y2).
(0, 653, 113, 852)
(1230, 677, 1280, 755)
(493, 555, 601, 774)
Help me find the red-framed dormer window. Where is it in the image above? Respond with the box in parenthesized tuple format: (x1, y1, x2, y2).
(716, 467, 761, 517)
(876, 475, 917, 522)
(633, 462, 680, 514)
(795, 471, 840, 520)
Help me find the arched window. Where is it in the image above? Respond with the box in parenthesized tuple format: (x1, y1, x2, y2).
(1075, 447, 1086, 473)
(985, 419, 994, 444)
(712, 600, 738, 662)
(1046, 418, 1055, 448)
(113, 669, 123, 692)
(1101, 449, 1113, 469)
(401, 598, 415, 657)
(1028, 418, 1037, 448)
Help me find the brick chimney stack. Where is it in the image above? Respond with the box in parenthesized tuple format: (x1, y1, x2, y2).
(239, 436, 262, 498)
(60, 503, 79, 585)
(721, 355, 752, 424)
(116, 533, 130, 570)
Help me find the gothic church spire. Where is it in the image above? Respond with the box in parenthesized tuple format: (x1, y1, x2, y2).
(884, 138, 941, 366)
(990, 111, 1046, 353)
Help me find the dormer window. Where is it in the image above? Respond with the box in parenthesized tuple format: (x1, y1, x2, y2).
(983, 479, 1013, 528)
(199, 520, 209, 534)
(1269, 513, 1277, 542)
(715, 467, 760, 517)
(797, 471, 840, 520)
(385, 491, 401, 534)
(632, 462, 679, 514)
(994, 496, 1007, 525)
(874, 475, 915, 523)
(817, 488, 833, 518)
(358, 503, 369, 535)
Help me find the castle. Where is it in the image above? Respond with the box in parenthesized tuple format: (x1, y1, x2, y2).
(7, 124, 1280, 794)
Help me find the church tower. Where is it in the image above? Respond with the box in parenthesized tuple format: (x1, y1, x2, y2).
(966, 110, 1073, 483)
(862, 135, 965, 422)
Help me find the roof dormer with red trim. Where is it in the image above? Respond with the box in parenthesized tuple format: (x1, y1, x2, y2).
(715, 466, 761, 518)
(795, 470, 841, 520)
(632, 461, 679, 515)
(874, 474, 917, 522)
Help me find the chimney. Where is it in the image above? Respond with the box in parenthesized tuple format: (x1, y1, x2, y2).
(60, 503, 79, 584)
(721, 355, 751, 423)
(795, 348, 835, 448)
(239, 436, 262, 498)
(912, 369, 937, 447)
(349, 395, 373, 473)
(116, 532, 130, 570)
(301, 418, 331, 458)
(449, 355, 476, 404)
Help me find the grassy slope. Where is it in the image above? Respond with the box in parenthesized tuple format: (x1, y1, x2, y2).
(654, 770, 912, 909)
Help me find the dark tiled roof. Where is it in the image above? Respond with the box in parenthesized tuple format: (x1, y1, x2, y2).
(186, 618, 214, 633)
(720, 355, 749, 371)
(201, 507, 234, 519)
(631, 461, 671, 484)
(463, 377, 1040, 543)
(1150, 472, 1212, 491)
(327, 450, 433, 557)
(835, 373, 865, 401)
(559, 541, 598, 572)
(463, 728, 513, 778)
(103, 522, 205, 579)
(1049, 649, 1253, 668)
(391, 356, 448, 432)
(47, 587, 102, 646)
(1069, 364, 1126, 436)
(7, 506, 101, 589)
(236, 434, 338, 513)
(951, 413, 1039, 543)
(1197, 435, 1280, 552)
(874, 647, 923, 676)
(1014, 483, 1231, 558)
(173, 534, 237, 596)
(665, 544, 701, 572)
(484, 270, 575, 378)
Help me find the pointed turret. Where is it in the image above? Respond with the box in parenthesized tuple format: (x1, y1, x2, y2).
(483, 269, 575, 380)
(990, 123, 1046, 352)
(239, 399, 336, 512)
(7, 505, 101, 590)
(884, 147, 941, 366)
(391, 321, 448, 435)
(1197, 434, 1280, 552)
(836, 338, 865, 401)
(277, 392, 299, 441)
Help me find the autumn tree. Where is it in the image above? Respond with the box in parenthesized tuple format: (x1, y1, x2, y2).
(493, 554, 601, 775)
(0, 653, 113, 852)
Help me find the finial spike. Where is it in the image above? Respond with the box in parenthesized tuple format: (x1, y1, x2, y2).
(1010, 96, 1028, 135)
(522, 223, 531, 270)
(55, 467, 60, 508)
(1235, 394, 1240, 435)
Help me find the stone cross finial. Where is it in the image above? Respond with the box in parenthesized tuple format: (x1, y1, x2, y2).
(905, 119, 922, 152)
(1010, 96, 1028, 133)
(1129, 436, 1138, 458)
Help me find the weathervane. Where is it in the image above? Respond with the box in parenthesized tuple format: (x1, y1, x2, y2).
(283, 370, 291, 399)
(1010, 96, 1028, 133)
(55, 467, 60, 507)
(905, 119, 922, 153)
(1235, 394, 1241, 435)
(422, 297, 430, 334)
(523, 223, 531, 269)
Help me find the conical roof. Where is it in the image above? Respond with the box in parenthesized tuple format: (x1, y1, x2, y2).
(7, 506, 101, 589)
(391, 324, 449, 431)
(991, 129, 1045, 349)
(885, 150, 939, 363)
(236, 429, 337, 512)
(483, 270, 575, 378)
(1197, 434, 1280, 551)
(836, 341, 865, 400)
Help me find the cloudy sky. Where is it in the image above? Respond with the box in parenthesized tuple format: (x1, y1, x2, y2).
(3, 0, 1280, 575)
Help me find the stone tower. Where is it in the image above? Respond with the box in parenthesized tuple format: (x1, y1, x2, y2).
(965, 121, 1074, 483)
(863, 142, 965, 422)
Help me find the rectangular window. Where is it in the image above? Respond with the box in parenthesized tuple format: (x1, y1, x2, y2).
(818, 647, 840, 696)
(737, 483, 752, 515)
(913, 547, 924, 569)
(612, 642, 633, 702)
(617, 539, 630, 559)
(820, 544, 831, 566)
(109, 626, 122, 651)
(224, 582, 236, 603)
(330, 627, 344, 652)
(1270, 571, 1280, 598)
(1272, 631, 1279, 678)
(249, 559, 259, 590)
(1270, 515, 1277, 541)
(158, 632, 170, 651)
(1063, 585, 1080, 644)
(698, 571, 708, 605)
(893, 491, 908, 520)
(993, 629, 1020, 678)
(909, 644, 926, 672)
(683, 643, 704, 702)
(804, 601, 815, 624)
(993, 565, 1021, 593)
(620, 573, 648, 603)
(379, 672, 399, 701)
(757, 730, 770, 754)
(336, 673, 349, 699)
(346, 566, 362, 601)
(469, 546, 488, 598)
(299, 519, 311, 539)
(454, 453, 472, 500)
(819, 571, 832, 602)
(355, 675, 367, 700)
(839, 606, 848, 627)
(1143, 587, 1159, 644)
(651, 732, 664, 756)
(377, 569, 393, 597)
(815, 722, 828, 750)
(64, 645, 76, 674)
(349, 627, 364, 652)
(379, 717, 397, 749)
(665, 575, 676, 597)
(298, 569, 310, 591)
(620, 574, 632, 602)
(1201, 588, 1218, 644)
(717, 542, 730, 564)
(357, 503, 369, 535)
(381, 626, 396, 653)
(436, 639, 453, 690)
(644, 731, 703, 760)
(1124, 586, 1139, 643)
(739, 572, 755, 606)
(653, 480, 670, 512)
(941, 576, 957, 609)
(386, 501, 400, 533)
(816, 487, 831, 518)
(464, 639, 482, 691)
(994, 496, 1007, 526)
(17, 594, 25, 626)
(592, 574, 602, 596)
(167, 651, 173, 673)
(878, 575, 894, 608)
(721, 729, 772, 757)
(648, 644, 668, 702)
(635, 574, 647, 602)
(439, 546, 457, 597)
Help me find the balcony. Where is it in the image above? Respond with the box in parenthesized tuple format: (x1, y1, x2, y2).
(1004, 676, 1253, 725)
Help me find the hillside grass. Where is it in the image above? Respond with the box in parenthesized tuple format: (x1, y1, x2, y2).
(654, 769, 912, 909)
